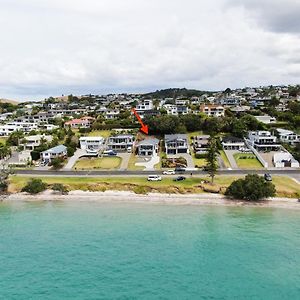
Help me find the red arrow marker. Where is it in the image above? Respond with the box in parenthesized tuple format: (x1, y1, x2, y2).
(132, 108, 149, 135)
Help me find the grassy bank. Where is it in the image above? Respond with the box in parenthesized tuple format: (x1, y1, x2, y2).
(73, 157, 122, 170)
(8, 175, 300, 198)
(234, 153, 263, 169)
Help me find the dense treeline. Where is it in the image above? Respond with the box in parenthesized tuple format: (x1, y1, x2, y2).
(145, 88, 213, 99)
(144, 113, 265, 137)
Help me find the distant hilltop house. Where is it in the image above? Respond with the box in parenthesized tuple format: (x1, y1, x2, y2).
(79, 136, 105, 154)
(200, 104, 225, 117)
(0, 122, 38, 136)
(135, 100, 158, 119)
(105, 109, 120, 120)
(108, 135, 134, 152)
(41, 145, 67, 163)
(64, 116, 95, 129)
(254, 115, 277, 124)
(222, 136, 245, 151)
(21, 134, 53, 151)
(276, 128, 299, 145)
(136, 138, 159, 157)
(165, 134, 189, 155)
(219, 96, 243, 106)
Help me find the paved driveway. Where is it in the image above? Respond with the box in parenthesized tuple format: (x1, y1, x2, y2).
(223, 150, 239, 169)
(117, 152, 131, 170)
(135, 153, 160, 170)
(63, 149, 86, 170)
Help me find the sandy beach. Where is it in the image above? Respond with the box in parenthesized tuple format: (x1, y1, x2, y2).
(2, 190, 300, 210)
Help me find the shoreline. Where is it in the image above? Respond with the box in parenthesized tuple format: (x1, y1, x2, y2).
(2, 190, 300, 210)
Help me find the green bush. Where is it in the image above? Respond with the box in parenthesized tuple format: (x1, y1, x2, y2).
(22, 178, 47, 194)
(51, 183, 69, 195)
(195, 153, 207, 159)
(225, 174, 276, 201)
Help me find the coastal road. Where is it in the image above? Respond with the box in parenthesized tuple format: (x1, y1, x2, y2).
(12, 169, 300, 182)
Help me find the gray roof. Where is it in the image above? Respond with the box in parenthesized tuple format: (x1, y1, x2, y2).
(165, 134, 188, 142)
(42, 145, 67, 154)
(137, 138, 159, 146)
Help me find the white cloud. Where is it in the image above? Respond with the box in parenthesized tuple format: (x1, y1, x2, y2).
(0, 0, 300, 100)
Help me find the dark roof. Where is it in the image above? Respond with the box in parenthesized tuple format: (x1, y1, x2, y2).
(222, 136, 244, 143)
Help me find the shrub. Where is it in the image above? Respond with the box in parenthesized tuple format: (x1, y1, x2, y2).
(22, 178, 47, 194)
(225, 174, 276, 201)
(51, 183, 69, 195)
(67, 146, 75, 157)
(50, 157, 64, 170)
(195, 153, 207, 159)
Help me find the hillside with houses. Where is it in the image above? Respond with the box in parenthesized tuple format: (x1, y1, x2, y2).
(0, 85, 299, 172)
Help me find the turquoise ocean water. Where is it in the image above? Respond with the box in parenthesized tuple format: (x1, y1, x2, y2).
(0, 201, 300, 299)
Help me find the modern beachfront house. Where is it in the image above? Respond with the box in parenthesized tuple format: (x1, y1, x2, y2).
(107, 135, 134, 152)
(193, 135, 210, 153)
(164, 134, 189, 155)
(79, 136, 105, 154)
(222, 136, 246, 151)
(276, 128, 299, 145)
(136, 138, 159, 156)
(246, 131, 281, 151)
(41, 145, 67, 163)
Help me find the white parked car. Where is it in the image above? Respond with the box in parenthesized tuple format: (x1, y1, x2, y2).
(163, 170, 175, 175)
(147, 175, 162, 181)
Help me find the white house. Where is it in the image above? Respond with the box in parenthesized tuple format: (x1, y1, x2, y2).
(254, 115, 277, 124)
(163, 104, 178, 115)
(276, 128, 299, 145)
(136, 99, 153, 111)
(21, 135, 53, 151)
(247, 131, 281, 151)
(41, 145, 67, 163)
(79, 136, 104, 154)
(108, 135, 134, 152)
(0, 122, 38, 136)
(273, 152, 299, 168)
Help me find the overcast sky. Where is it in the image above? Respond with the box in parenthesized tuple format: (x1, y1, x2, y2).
(1, 0, 300, 101)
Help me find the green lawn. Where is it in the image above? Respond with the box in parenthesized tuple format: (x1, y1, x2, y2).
(88, 130, 112, 138)
(188, 131, 204, 143)
(127, 153, 145, 171)
(73, 157, 121, 170)
(234, 153, 263, 169)
(219, 150, 231, 168)
(9, 175, 300, 197)
(0, 137, 7, 145)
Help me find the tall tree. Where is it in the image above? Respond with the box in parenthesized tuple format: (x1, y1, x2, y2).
(205, 137, 219, 183)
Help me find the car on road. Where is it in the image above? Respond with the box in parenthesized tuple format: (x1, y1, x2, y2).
(103, 150, 117, 156)
(147, 175, 162, 181)
(163, 170, 175, 175)
(264, 173, 272, 181)
(175, 167, 186, 173)
(173, 176, 186, 182)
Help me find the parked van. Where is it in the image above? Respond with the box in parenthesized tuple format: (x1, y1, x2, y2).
(147, 175, 162, 181)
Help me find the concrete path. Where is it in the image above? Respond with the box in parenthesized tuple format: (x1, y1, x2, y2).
(63, 149, 86, 170)
(118, 152, 131, 170)
(224, 150, 239, 169)
(135, 153, 160, 170)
